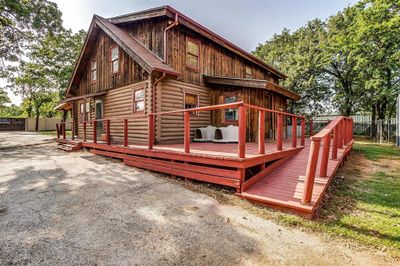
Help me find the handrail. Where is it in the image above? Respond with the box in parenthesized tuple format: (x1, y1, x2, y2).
(302, 116, 353, 205)
(57, 101, 310, 160)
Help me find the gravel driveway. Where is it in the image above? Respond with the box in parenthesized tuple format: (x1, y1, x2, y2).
(0, 133, 396, 265)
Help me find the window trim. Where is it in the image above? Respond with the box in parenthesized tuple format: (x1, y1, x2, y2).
(222, 92, 239, 124)
(109, 45, 120, 75)
(183, 91, 200, 117)
(131, 88, 145, 114)
(185, 37, 201, 71)
(91, 59, 97, 84)
(80, 99, 90, 122)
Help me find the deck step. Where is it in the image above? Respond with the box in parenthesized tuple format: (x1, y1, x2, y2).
(57, 142, 82, 152)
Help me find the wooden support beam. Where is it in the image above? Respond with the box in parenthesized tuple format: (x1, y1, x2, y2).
(184, 111, 190, 153)
(93, 121, 97, 144)
(276, 113, 283, 151)
(56, 124, 60, 140)
(258, 110, 265, 154)
(83, 122, 87, 142)
(319, 133, 331, 177)
(337, 120, 343, 149)
(123, 119, 128, 147)
(301, 118, 305, 146)
(302, 139, 321, 205)
(292, 116, 297, 148)
(148, 114, 154, 149)
(62, 123, 66, 140)
(71, 121, 75, 141)
(238, 105, 246, 158)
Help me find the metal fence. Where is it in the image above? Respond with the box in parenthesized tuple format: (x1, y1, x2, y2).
(314, 113, 399, 144)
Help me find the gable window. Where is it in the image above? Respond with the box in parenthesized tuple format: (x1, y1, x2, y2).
(132, 88, 145, 113)
(110, 46, 119, 74)
(184, 92, 199, 116)
(245, 66, 252, 78)
(224, 94, 238, 122)
(91, 60, 97, 83)
(186, 38, 200, 70)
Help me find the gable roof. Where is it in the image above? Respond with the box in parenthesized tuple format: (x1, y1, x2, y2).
(65, 15, 178, 97)
(109, 5, 287, 79)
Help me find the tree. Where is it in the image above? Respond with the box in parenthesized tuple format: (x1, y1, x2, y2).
(0, 87, 10, 116)
(0, 0, 63, 76)
(253, 20, 332, 117)
(1, 104, 23, 117)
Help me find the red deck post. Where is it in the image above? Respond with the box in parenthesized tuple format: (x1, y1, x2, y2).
(106, 119, 111, 145)
(62, 123, 66, 140)
(292, 116, 297, 148)
(83, 122, 87, 142)
(309, 120, 314, 136)
(344, 118, 348, 144)
(93, 121, 97, 144)
(301, 118, 305, 146)
(238, 105, 246, 158)
(258, 110, 265, 154)
(184, 111, 190, 153)
(148, 114, 154, 150)
(302, 138, 321, 205)
(337, 120, 343, 149)
(319, 133, 331, 177)
(123, 119, 128, 147)
(276, 113, 283, 151)
(331, 127, 338, 159)
(350, 118, 353, 140)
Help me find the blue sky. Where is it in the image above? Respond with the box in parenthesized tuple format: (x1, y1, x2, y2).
(6, 0, 357, 105)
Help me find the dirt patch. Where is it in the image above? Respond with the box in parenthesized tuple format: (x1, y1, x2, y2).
(0, 141, 398, 265)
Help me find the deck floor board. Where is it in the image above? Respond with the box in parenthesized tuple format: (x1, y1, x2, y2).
(242, 138, 352, 217)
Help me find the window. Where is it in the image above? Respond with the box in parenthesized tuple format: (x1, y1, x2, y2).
(184, 92, 199, 116)
(132, 88, 145, 113)
(186, 38, 200, 70)
(91, 60, 97, 83)
(224, 94, 238, 122)
(245, 66, 252, 78)
(80, 101, 90, 121)
(110, 46, 119, 74)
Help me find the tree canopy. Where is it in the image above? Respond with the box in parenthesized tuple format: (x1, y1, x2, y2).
(254, 0, 400, 119)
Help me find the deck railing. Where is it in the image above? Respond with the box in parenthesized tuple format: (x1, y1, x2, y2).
(149, 101, 306, 159)
(302, 116, 353, 205)
(56, 101, 307, 159)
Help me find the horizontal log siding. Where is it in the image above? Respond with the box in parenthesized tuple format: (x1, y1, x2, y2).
(103, 80, 151, 144)
(159, 79, 210, 143)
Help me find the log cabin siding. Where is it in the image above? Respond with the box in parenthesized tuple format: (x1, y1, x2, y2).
(209, 85, 288, 142)
(158, 79, 210, 143)
(166, 25, 280, 87)
(75, 31, 148, 97)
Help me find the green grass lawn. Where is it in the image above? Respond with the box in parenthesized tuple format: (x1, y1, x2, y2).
(275, 142, 400, 256)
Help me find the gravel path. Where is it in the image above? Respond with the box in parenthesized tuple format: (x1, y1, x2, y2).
(0, 134, 396, 265)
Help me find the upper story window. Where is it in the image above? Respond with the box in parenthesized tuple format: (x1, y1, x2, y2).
(91, 60, 97, 83)
(110, 46, 119, 74)
(245, 66, 252, 78)
(186, 38, 200, 70)
(184, 92, 199, 116)
(132, 88, 145, 113)
(224, 94, 238, 122)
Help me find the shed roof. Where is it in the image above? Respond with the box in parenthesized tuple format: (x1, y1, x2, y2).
(203, 75, 300, 100)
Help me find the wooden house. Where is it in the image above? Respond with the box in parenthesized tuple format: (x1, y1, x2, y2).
(56, 6, 354, 218)
(57, 6, 299, 144)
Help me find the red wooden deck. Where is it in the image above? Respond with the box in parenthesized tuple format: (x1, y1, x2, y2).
(56, 102, 354, 218)
(241, 138, 353, 218)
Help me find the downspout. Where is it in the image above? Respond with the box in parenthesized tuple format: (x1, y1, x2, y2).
(163, 13, 179, 62)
